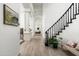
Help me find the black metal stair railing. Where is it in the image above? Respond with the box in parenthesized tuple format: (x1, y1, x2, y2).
(45, 3, 79, 46)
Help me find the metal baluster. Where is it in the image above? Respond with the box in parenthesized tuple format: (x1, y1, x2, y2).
(68, 10, 70, 24)
(59, 19, 61, 32)
(64, 14, 66, 27)
(57, 21, 59, 35)
(58, 19, 60, 33)
(63, 14, 65, 28)
(45, 31, 48, 46)
(45, 31, 48, 40)
(62, 16, 64, 30)
(70, 6, 72, 23)
(72, 5, 74, 20)
(61, 17, 63, 30)
(63, 15, 65, 29)
(73, 3, 76, 19)
(53, 26, 54, 36)
(60, 17, 62, 30)
(51, 27, 52, 38)
(49, 29, 50, 38)
(66, 12, 68, 27)
(52, 26, 53, 37)
(77, 3, 78, 14)
(71, 5, 74, 21)
(69, 9, 71, 23)
(54, 25, 55, 36)
(75, 3, 77, 15)
(60, 18, 62, 32)
(55, 23, 57, 35)
(65, 13, 67, 26)
(78, 3, 79, 14)
(50, 27, 51, 38)
(47, 31, 49, 40)
(54, 25, 56, 36)
(58, 20, 60, 34)
(58, 21, 60, 34)
(56, 23, 58, 35)
(61, 17, 62, 30)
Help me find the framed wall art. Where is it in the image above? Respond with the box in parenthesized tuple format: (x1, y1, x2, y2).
(3, 4, 19, 26)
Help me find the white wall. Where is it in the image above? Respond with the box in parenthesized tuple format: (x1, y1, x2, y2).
(57, 15, 79, 43)
(42, 3, 71, 38)
(0, 3, 20, 56)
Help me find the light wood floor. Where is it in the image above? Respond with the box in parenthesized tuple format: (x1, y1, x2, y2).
(19, 33, 68, 56)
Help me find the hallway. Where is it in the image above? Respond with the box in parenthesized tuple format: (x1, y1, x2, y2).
(19, 34, 68, 56)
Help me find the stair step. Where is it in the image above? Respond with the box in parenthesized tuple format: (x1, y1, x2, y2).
(56, 32, 60, 35)
(61, 27, 65, 30)
(69, 21, 72, 23)
(59, 30, 62, 33)
(65, 24, 69, 27)
(76, 14, 79, 18)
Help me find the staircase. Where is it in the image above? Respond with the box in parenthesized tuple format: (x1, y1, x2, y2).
(45, 3, 79, 46)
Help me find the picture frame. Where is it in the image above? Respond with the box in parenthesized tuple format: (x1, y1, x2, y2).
(3, 4, 19, 26)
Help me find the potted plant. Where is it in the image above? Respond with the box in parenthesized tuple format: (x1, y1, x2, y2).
(48, 36, 59, 48)
(52, 37, 58, 48)
(48, 37, 54, 48)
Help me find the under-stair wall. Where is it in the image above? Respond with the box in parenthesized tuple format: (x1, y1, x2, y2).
(57, 15, 79, 43)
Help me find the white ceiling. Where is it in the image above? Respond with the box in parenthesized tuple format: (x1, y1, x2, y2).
(23, 3, 31, 9)
(23, 3, 42, 9)
(22, 3, 43, 20)
(33, 3, 42, 16)
(33, 3, 42, 9)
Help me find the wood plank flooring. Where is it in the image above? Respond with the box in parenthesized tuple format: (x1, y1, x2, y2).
(19, 33, 68, 56)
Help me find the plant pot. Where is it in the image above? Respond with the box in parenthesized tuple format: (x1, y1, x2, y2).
(45, 42, 48, 46)
(53, 43, 58, 48)
(49, 44, 53, 48)
(45, 40, 48, 46)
